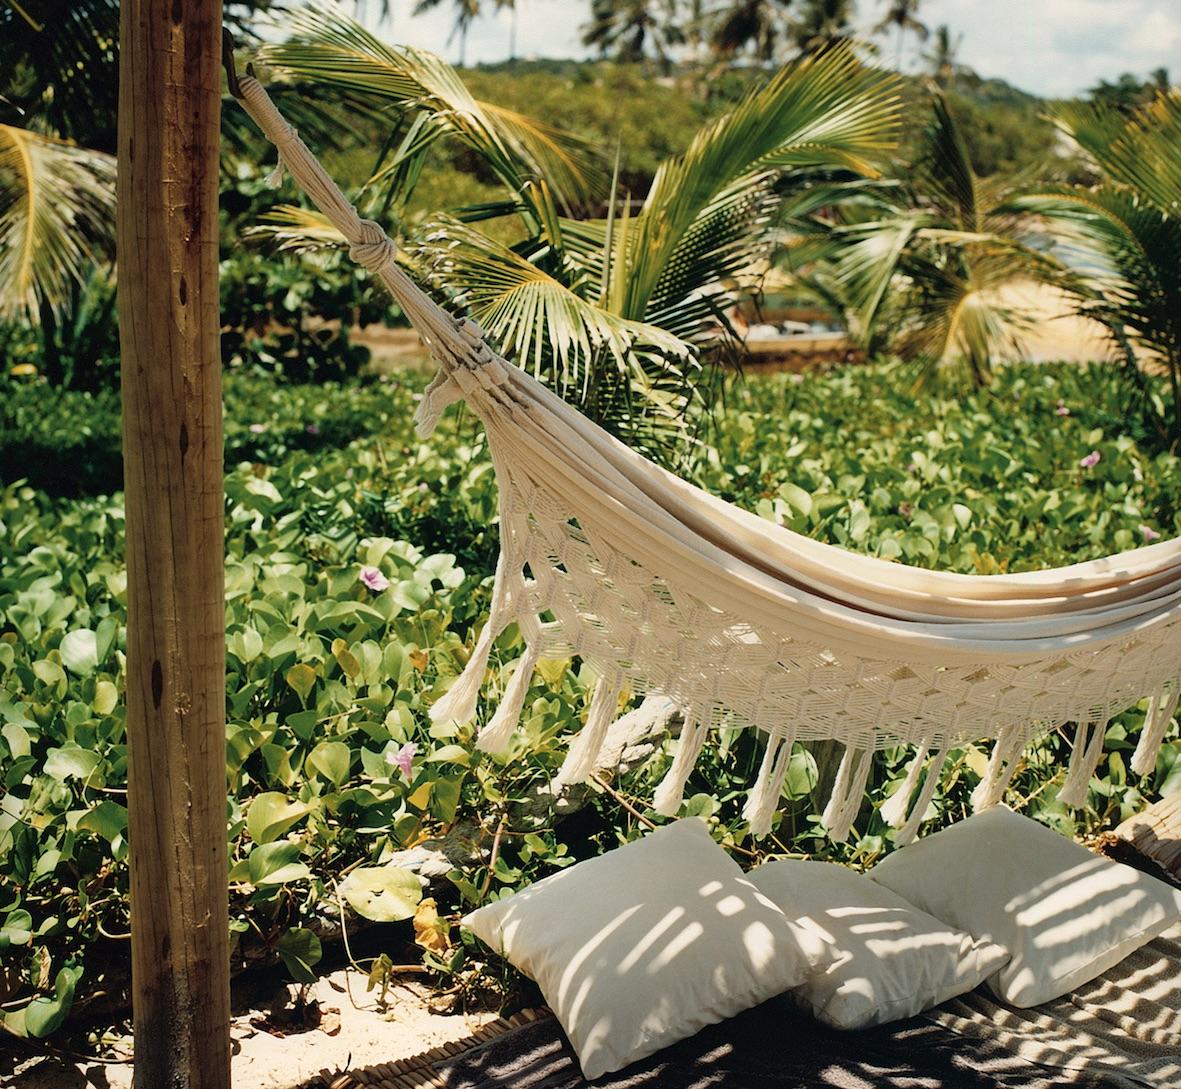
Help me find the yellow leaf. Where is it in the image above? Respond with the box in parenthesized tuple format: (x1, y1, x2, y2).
(332, 639, 361, 679)
(286, 663, 317, 703)
(535, 657, 571, 687)
(413, 898, 450, 954)
(409, 649, 429, 673)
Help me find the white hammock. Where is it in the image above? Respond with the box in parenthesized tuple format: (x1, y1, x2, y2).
(235, 77, 1181, 842)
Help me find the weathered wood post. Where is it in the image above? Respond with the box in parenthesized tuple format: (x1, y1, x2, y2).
(117, 1, 229, 1086)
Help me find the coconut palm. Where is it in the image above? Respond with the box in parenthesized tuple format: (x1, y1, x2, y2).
(709, 0, 793, 63)
(923, 23, 961, 88)
(789, 0, 859, 56)
(872, 0, 927, 69)
(1012, 92, 1181, 446)
(582, 0, 684, 68)
(0, 124, 115, 323)
(257, 8, 902, 455)
(413, 0, 483, 66)
(795, 96, 1055, 386)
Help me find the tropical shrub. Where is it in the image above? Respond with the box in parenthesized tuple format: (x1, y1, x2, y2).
(1, 361, 1178, 1040)
(1013, 90, 1181, 449)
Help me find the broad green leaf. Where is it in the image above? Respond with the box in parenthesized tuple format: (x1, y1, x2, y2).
(247, 842, 310, 887)
(306, 741, 352, 786)
(275, 926, 322, 984)
(247, 792, 311, 845)
(44, 744, 100, 782)
(286, 663, 317, 704)
(59, 629, 98, 675)
(338, 865, 422, 922)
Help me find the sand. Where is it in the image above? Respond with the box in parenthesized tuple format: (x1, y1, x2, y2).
(6, 966, 497, 1089)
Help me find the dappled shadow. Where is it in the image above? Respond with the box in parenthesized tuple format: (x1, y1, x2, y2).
(428, 997, 1079, 1088)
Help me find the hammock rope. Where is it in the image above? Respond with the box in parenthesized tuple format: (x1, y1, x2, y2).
(233, 75, 1181, 840)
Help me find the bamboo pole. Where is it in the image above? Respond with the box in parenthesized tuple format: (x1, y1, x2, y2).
(117, 1, 229, 1086)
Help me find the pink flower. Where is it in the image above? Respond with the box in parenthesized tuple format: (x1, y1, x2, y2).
(1141, 525, 1161, 541)
(1079, 450, 1101, 469)
(359, 566, 389, 592)
(390, 742, 417, 778)
(1055, 400, 1070, 416)
(249, 423, 266, 434)
(306, 423, 320, 435)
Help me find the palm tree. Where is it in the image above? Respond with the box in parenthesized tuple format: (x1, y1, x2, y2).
(789, 0, 859, 56)
(873, 0, 927, 69)
(0, 124, 115, 323)
(795, 96, 1055, 386)
(923, 23, 961, 88)
(413, 0, 483, 66)
(582, 0, 684, 69)
(257, 9, 902, 455)
(710, 0, 793, 63)
(1013, 92, 1181, 446)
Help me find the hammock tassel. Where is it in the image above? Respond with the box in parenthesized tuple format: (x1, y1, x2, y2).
(893, 740, 952, 847)
(476, 641, 540, 754)
(1131, 686, 1179, 777)
(822, 746, 873, 844)
(555, 674, 624, 786)
(1057, 719, 1107, 807)
(414, 369, 463, 438)
(971, 728, 1025, 811)
(743, 729, 798, 837)
(430, 554, 512, 727)
(653, 712, 709, 817)
(264, 152, 286, 189)
(879, 739, 931, 829)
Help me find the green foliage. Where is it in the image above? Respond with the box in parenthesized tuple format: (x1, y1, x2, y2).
(2, 361, 1178, 1037)
(1013, 91, 1181, 447)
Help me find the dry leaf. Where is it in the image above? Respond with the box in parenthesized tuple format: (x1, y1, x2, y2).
(413, 897, 451, 954)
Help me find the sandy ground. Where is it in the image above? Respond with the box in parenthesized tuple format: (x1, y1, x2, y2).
(7, 966, 497, 1089)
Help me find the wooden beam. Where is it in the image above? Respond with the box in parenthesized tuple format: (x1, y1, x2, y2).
(117, 2, 229, 1086)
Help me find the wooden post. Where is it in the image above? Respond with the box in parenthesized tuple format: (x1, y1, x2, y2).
(117, 2, 229, 1087)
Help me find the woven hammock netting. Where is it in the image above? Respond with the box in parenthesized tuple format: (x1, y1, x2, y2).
(235, 77, 1181, 843)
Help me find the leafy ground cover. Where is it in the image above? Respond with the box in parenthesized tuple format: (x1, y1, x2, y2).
(1, 361, 1178, 1042)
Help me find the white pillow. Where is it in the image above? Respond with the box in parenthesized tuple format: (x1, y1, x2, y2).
(750, 859, 1009, 1028)
(869, 805, 1181, 1007)
(462, 818, 830, 1080)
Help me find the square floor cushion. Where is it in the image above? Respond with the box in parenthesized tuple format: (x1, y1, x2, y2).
(869, 805, 1181, 1007)
(462, 818, 831, 1079)
(750, 859, 1009, 1028)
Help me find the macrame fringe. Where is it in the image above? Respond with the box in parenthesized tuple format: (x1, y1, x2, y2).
(1131, 685, 1179, 776)
(1057, 719, 1107, 807)
(822, 746, 873, 843)
(894, 741, 952, 847)
(430, 554, 511, 727)
(653, 712, 709, 817)
(743, 729, 798, 837)
(555, 674, 624, 786)
(879, 738, 931, 829)
(476, 642, 540, 754)
(971, 728, 1026, 811)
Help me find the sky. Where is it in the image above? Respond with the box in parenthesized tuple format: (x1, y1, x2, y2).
(355, 0, 1181, 99)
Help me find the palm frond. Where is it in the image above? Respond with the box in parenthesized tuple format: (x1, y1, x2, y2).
(0, 123, 115, 322)
(621, 44, 901, 318)
(256, 2, 601, 213)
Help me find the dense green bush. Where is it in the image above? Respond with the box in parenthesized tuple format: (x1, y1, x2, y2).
(1, 361, 1178, 1039)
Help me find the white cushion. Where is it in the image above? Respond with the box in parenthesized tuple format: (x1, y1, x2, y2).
(462, 818, 830, 1079)
(869, 805, 1181, 1007)
(750, 859, 1009, 1028)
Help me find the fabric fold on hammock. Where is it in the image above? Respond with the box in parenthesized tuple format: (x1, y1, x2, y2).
(234, 76, 1181, 840)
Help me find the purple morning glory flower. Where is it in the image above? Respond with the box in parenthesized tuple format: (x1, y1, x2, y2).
(306, 423, 321, 435)
(391, 742, 417, 778)
(1055, 400, 1070, 416)
(359, 566, 389, 592)
(1079, 450, 1101, 469)
(249, 423, 266, 434)
(1141, 525, 1161, 541)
